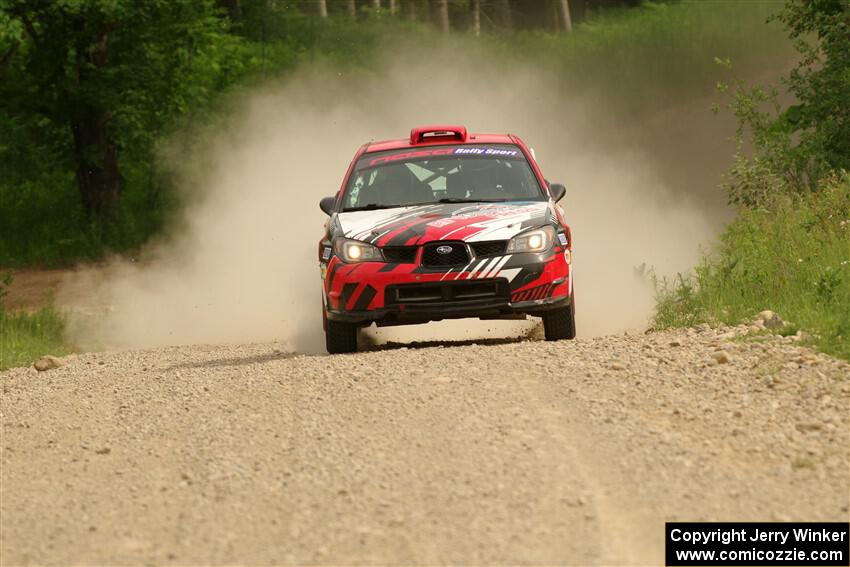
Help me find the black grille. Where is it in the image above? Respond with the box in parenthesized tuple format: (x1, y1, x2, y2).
(421, 242, 470, 267)
(470, 241, 507, 257)
(382, 247, 417, 263)
(386, 280, 509, 305)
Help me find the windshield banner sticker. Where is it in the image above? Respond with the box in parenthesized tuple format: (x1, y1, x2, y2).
(364, 146, 523, 168)
(452, 147, 519, 157)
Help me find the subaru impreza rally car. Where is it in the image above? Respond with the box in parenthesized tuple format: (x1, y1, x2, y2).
(318, 125, 574, 353)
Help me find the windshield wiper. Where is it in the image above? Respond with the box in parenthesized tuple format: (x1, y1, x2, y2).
(343, 198, 512, 212)
(435, 197, 510, 204)
(341, 203, 397, 212)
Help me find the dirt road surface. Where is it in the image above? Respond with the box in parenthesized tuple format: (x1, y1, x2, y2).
(2, 326, 848, 565)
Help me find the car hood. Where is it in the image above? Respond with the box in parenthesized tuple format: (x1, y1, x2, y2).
(335, 201, 552, 247)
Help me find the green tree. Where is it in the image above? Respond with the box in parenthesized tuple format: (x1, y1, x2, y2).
(723, 0, 850, 205)
(0, 0, 230, 225)
(777, 0, 850, 177)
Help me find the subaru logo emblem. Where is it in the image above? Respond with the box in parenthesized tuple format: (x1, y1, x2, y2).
(436, 245, 453, 254)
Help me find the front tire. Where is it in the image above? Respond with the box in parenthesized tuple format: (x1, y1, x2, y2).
(325, 319, 358, 354)
(542, 303, 576, 341)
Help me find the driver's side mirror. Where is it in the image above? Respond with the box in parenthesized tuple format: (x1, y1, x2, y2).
(549, 183, 567, 202)
(319, 196, 336, 216)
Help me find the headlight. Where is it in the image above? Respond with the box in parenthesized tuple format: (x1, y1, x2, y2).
(334, 238, 383, 263)
(506, 226, 556, 253)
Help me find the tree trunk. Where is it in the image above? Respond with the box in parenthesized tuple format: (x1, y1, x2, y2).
(72, 26, 121, 221)
(388, 0, 396, 13)
(435, 0, 449, 33)
(495, 0, 512, 32)
(548, 0, 560, 32)
(346, 0, 356, 16)
(472, 0, 481, 36)
(317, 0, 328, 17)
(372, 0, 380, 9)
(218, 0, 242, 21)
(71, 109, 121, 221)
(558, 0, 572, 32)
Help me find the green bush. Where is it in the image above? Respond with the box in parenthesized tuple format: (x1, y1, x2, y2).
(655, 173, 850, 359)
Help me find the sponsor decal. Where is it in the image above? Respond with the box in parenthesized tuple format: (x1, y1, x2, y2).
(361, 146, 522, 168)
(557, 232, 568, 246)
(427, 218, 455, 228)
(436, 245, 453, 255)
(366, 148, 455, 167)
(452, 203, 537, 219)
(452, 147, 520, 157)
(322, 246, 332, 260)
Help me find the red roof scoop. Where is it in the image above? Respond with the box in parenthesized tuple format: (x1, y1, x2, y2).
(410, 125, 468, 145)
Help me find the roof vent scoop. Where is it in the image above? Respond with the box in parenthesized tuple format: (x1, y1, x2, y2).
(410, 125, 468, 145)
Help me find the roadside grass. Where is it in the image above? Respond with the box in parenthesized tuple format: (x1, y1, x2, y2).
(0, 306, 69, 371)
(654, 173, 850, 361)
(0, 274, 69, 370)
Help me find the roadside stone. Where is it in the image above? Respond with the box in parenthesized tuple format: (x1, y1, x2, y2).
(669, 340, 682, 347)
(757, 310, 784, 329)
(33, 356, 62, 372)
(793, 354, 819, 366)
(609, 362, 626, 371)
(710, 350, 731, 364)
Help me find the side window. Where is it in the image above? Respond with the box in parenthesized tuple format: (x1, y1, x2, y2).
(346, 170, 376, 207)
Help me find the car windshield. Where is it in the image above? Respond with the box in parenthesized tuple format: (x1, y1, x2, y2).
(341, 144, 544, 211)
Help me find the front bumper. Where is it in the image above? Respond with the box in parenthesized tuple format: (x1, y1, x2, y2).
(322, 247, 572, 327)
(327, 288, 571, 326)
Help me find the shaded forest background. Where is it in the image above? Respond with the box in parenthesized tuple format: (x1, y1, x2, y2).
(1, 0, 651, 267)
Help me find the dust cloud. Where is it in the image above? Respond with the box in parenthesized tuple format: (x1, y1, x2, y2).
(62, 40, 757, 352)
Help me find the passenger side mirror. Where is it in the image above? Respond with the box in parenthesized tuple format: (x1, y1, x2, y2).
(549, 183, 567, 202)
(319, 196, 336, 216)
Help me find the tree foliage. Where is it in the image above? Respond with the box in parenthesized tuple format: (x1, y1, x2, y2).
(778, 0, 850, 176)
(722, 0, 850, 206)
(0, 0, 234, 218)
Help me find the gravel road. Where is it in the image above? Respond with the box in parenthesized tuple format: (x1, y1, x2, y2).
(2, 325, 848, 565)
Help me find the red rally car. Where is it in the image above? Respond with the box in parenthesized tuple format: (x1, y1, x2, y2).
(318, 125, 575, 353)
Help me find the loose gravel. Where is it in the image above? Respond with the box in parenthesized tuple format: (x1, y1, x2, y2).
(2, 325, 848, 565)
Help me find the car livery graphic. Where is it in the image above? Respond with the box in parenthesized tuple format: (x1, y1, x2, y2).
(318, 125, 574, 353)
